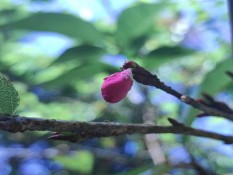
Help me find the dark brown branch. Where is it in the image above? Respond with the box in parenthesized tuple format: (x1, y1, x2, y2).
(180, 95, 233, 121)
(128, 63, 233, 121)
(0, 115, 233, 144)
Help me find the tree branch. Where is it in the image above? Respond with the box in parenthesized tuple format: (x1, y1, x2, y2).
(0, 115, 233, 144)
(0, 62, 232, 145)
(129, 62, 233, 121)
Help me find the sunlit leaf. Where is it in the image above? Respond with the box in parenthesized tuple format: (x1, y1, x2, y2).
(0, 75, 20, 114)
(118, 163, 170, 175)
(177, 58, 233, 148)
(116, 3, 165, 44)
(2, 12, 103, 43)
(52, 45, 105, 64)
(42, 62, 117, 88)
(200, 58, 233, 95)
(183, 58, 233, 126)
(118, 165, 152, 175)
(55, 151, 94, 173)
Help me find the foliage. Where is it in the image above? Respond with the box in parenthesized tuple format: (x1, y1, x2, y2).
(55, 151, 94, 174)
(0, 75, 19, 114)
(0, 0, 232, 175)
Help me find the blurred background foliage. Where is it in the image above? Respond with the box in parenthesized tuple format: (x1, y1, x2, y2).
(0, 0, 232, 174)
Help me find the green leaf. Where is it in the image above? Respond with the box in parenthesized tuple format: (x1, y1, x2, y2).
(0, 75, 20, 114)
(52, 45, 105, 64)
(118, 163, 170, 175)
(117, 165, 152, 175)
(143, 46, 195, 68)
(200, 58, 233, 95)
(42, 62, 117, 88)
(116, 3, 165, 44)
(181, 59, 232, 143)
(55, 151, 94, 173)
(2, 12, 102, 43)
(185, 58, 233, 125)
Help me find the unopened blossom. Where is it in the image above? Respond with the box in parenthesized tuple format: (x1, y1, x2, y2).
(101, 69, 133, 103)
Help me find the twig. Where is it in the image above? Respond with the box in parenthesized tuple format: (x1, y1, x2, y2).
(0, 115, 233, 144)
(128, 62, 233, 121)
(180, 95, 233, 121)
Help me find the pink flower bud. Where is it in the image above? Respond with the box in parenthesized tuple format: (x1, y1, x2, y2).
(101, 69, 133, 103)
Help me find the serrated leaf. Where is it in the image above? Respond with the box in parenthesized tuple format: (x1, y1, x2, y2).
(1, 12, 103, 44)
(116, 3, 165, 44)
(52, 45, 105, 64)
(0, 76, 20, 115)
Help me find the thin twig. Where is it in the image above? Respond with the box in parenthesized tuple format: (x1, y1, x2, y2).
(0, 115, 233, 144)
(180, 95, 233, 121)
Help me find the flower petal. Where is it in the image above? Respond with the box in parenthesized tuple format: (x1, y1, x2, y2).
(101, 69, 133, 103)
